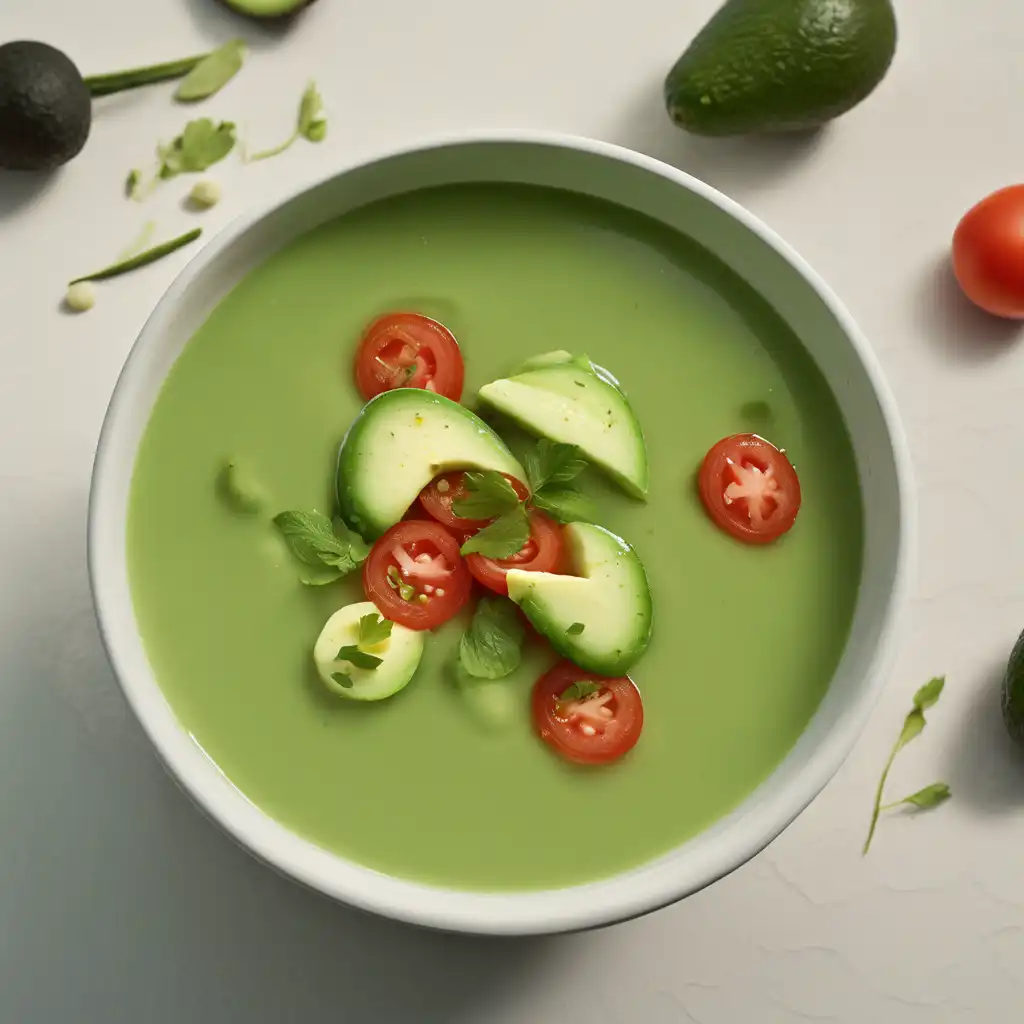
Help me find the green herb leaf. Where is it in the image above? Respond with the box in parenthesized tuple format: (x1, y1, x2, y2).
(298, 80, 326, 141)
(460, 504, 530, 559)
(125, 169, 141, 198)
(451, 471, 521, 520)
(532, 487, 595, 525)
(334, 646, 384, 670)
(174, 39, 245, 102)
(358, 613, 393, 649)
(217, 460, 263, 515)
(886, 783, 951, 811)
(559, 681, 600, 702)
(863, 676, 947, 855)
(159, 119, 236, 178)
(330, 671, 354, 689)
(272, 509, 370, 585)
(566, 622, 585, 636)
(459, 598, 525, 680)
(68, 227, 202, 285)
(524, 439, 587, 492)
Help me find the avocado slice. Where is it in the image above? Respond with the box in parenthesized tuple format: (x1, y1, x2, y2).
(1003, 630, 1024, 747)
(0, 41, 90, 170)
(664, 0, 897, 136)
(477, 357, 648, 499)
(221, 0, 315, 17)
(506, 523, 652, 676)
(337, 389, 525, 539)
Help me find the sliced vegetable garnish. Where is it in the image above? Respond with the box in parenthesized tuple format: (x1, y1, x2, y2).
(354, 312, 464, 402)
(532, 661, 643, 765)
(698, 433, 801, 544)
(273, 508, 370, 585)
(466, 510, 563, 596)
(459, 597, 525, 680)
(363, 520, 471, 629)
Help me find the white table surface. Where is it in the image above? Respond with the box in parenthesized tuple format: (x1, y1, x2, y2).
(3, 1, 1024, 1020)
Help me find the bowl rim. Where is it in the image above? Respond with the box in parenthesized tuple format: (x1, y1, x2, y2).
(88, 129, 914, 935)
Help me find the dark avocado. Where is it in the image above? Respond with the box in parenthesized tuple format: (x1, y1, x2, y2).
(1003, 630, 1024, 746)
(664, 0, 897, 136)
(0, 41, 91, 170)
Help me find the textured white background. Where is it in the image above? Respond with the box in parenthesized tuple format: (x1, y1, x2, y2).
(3, 1, 1024, 1020)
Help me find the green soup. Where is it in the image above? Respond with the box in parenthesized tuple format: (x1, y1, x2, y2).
(128, 184, 862, 890)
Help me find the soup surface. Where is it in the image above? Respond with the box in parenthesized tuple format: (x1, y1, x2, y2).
(128, 183, 862, 890)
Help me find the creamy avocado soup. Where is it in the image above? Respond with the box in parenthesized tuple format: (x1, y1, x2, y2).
(127, 184, 862, 890)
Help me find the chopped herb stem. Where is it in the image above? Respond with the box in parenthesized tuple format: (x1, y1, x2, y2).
(84, 54, 209, 97)
(69, 228, 201, 284)
(247, 132, 299, 163)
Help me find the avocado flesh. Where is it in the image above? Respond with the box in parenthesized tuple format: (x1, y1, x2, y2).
(0, 41, 91, 171)
(664, 0, 897, 136)
(221, 0, 314, 16)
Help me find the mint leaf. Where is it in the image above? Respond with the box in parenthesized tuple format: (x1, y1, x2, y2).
(273, 510, 370, 584)
(330, 671, 354, 689)
(887, 783, 951, 811)
(460, 504, 530, 558)
(217, 460, 263, 515)
(451, 471, 520, 520)
(459, 598, 525, 680)
(559, 681, 600, 702)
(335, 646, 383, 670)
(863, 677, 948, 854)
(566, 622, 585, 636)
(532, 487, 595, 525)
(159, 119, 236, 178)
(298, 80, 326, 141)
(358, 613, 393, 648)
(174, 39, 245, 102)
(524, 439, 587, 492)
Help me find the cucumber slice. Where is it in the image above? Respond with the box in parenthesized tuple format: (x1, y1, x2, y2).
(313, 601, 424, 701)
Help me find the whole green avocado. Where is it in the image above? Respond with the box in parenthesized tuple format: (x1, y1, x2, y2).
(664, 0, 898, 136)
(1003, 629, 1024, 747)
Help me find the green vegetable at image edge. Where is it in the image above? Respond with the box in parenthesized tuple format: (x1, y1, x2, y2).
(664, 0, 898, 136)
(1002, 630, 1024, 746)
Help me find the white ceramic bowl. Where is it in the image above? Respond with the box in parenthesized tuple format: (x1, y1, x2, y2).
(89, 132, 913, 936)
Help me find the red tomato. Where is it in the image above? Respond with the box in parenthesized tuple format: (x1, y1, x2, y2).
(419, 472, 530, 534)
(363, 520, 471, 630)
(953, 186, 1024, 318)
(532, 661, 644, 765)
(466, 511, 564, 596)
(698, 433, 801, 544)
(354, 313, 465, 401)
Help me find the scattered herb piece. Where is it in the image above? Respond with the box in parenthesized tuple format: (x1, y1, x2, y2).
(524, 439, 594, 524)
(125, 169, 141, 198)
(566, 622, 585, 636)
(84, 52, 210, 98)
(217, 460, 263, 515)
(68, 227, 202, 284)
(863, 677, 949, 855)
(159, 119, 237, 178)
(459, 598, 525, 680)
(272, 509, 370, 585)
(357, 613, 393, 649)
(559, 681, 601, 702)
(334, 646, 384, 670)
(174, 39, 245, 102)
(460, 504, 531, 559)
(188, 178, 222, 209)
(330, 671, 354, 689)
(64, 281, 95, 313)
(451, 471, 520, 520)
(247, 80, 326, 161)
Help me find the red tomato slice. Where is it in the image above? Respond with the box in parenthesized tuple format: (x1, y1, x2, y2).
(354, 313, 465, 402)
(466, 511, 564, 596)
(698, 433, 801, 545)
(532, 661, 644, 765)
(419, 471, 530, 534)
(363, 520, 471, 630)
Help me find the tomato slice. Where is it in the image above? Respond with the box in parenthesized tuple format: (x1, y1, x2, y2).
(698, 433, 801, 544)
(419, 471, 530, 534)
(363, 520, 472, 630)
(466, 511, 564, 596)
(532, 661, 644, 765)
(354, 313, 465, 402)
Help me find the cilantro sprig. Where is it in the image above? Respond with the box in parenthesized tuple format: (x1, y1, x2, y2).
(459, 598, 525, 680)
(272, 509, 370, 585)
(248, 81, 327, 162)
(863, 677, 951, 854)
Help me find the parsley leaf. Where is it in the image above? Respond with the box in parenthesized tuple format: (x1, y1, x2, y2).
(174, 39, 246, 102)
(566, 622, 585, 636)
(451, 471, 521, 520)
(532, 487, 595, 524)
(159, 119, 236, 179)
(217, 460, 263, 515)
(272, 510, 370, 586)
(459, 598, 525, 680)
(460, 504, 530, 559)
(330, 671, 354, 689)
(863, 676, 948, 855)
(559, 681, 600, 702)
(358, 613, 393, 648)
(334, 646, 384, 670)
(524, 439, 587, 491)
